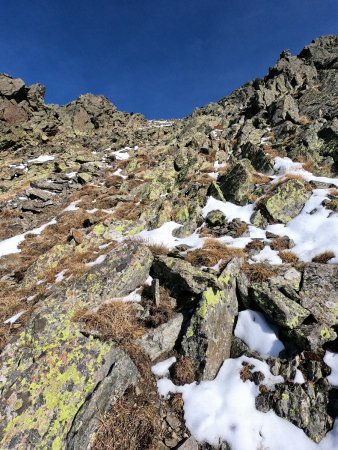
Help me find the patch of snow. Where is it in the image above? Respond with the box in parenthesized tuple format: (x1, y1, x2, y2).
(157, 355, 337, 449)
(144, 275, 153, 286)
(202, 197, 254, 224)
(214, 161, 226, 170)
(28, 155, 54, 163)
(294, 369, 306, 384)
(208, 172, 219, 180)
(123, 288, 142, 302)
(235, 310, 285, 357)
(9, 163, 27, 170)
(251, 245, 283, 265)
(4, 310, 26, 324)
(86, 254, 107, 267)
(63, 200, 81, 212)
(267, 189, 338, 262)
(65, 172, 77, 179)
(112, 149, 130, 160)
(273, 157, 338, 187)
(112, 168, 128, 179)
(324, 351, 338, 387)
(0, 218, 57, 258)
(86, 208, 98, 213)
(152, 357, 176, 377)
(55, 270, 67, 283)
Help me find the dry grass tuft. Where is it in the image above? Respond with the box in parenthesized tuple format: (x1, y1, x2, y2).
(245, 240, 265, 252)
(92, 387, 160, 450)
(251, 173, 271, 185)
(278, 250, 299, 264)
(298, 115, 312, 126)
(73, 301, 144, 343)
(105, 175, 124, 188)
(128, 237, 169, 256)
(270, 236, 292, 251)
(185, 239, 245, 267)
(312, 251, 335, 264)
(113, 201, 143, 221)
(170, 357, 196, 385)
(243, 263, 276, 283)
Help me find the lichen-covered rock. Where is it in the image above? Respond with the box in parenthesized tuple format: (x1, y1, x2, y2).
(205, 209, 226, 227)
(262, 179, 311, 224)
(283, 323, 337, 351)
(256, 381, 333, 442)
(181, 258, 240, 380)
(250, 283, 309, 328)
(300, 263, 338, 325)
(0, 293, 139, 450)
(138, 313, 183, 360)
(151, 256, 220, 302)
(71, 241, 153, 304)
(217, 159, 256, 205)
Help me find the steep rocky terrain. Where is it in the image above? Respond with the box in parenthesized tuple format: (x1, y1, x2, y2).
(0, 35, 338, 450)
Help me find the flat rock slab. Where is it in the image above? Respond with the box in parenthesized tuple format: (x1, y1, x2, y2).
(300, 263, 338, 326)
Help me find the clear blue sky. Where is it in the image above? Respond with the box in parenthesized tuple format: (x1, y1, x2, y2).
(0, 0, 336, 118)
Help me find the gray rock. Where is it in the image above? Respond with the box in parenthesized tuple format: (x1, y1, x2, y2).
(176, 437, 199, 449)
(300, 263, 338, 326)
(217, 159, 255, 205)
(0, 74, 25, 99)
(138, 313, 183, 360)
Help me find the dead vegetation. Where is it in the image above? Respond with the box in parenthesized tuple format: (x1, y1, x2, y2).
(245, 240, 265, 252)
(170, 356, 196, 385)
(243, 263, 276, 283)
(270, 236, 292, 251)
(278, 250, 299, 264)
(73, 301, 144, 343)
(129, 237, 169, 256)
(251, 173, 271, 185)
(312, 251, 335, 264)
(185, 239, 245, 267)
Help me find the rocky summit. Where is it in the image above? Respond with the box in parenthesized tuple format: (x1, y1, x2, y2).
(0, 35, 338, 450)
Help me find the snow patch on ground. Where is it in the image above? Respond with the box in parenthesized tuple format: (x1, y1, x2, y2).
(234, 310, 285, 357)
(152, 357, 176, 377)
(202, 197, 254, 224)
(324, 351, 338, 387)
(63, 200, 81, 212)
(4, 310, 26, 324)
(0, 218, 57, 258)
(28, 155, 54, 163)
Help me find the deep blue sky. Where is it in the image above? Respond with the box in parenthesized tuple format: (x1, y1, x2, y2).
(0, 1, 336, 118)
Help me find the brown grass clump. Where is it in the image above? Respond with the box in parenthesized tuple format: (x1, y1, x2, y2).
(185, 239, 245, 267)
(129, 237, 169, 256)
(170, 357, 196, 385)
(243, 263, 276, 283)
(92, 387, 160, 450)
(278, 250, 299, 264)
(245, 240, 265, 252)
(270, 236, 292, 251)
(299, 115, 312, 126)
(113, 201, 143, 221)
(105, 175, 124, 188)
(73, 301, 144, 343)
(232, 222, 249, 238)
(261, 144, 286, 158)
(251, 173, 271, 185)
(312, 251, 335, 264)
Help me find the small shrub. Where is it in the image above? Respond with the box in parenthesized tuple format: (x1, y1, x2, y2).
(170, 357, 196, 385)
(243, 263, 276, 283)
(185, 239, 245, 267)
(312, 251, 335, 264)
(245, 240, 265, 252)
(270, 236, 291, 251)
(278, 250, 299, 264)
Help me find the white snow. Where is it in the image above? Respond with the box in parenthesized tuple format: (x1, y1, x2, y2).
(65, 172, 77, 179)
(144, 275, 153, 286)
(4, 310, 26, 324)
(235, 310, 285, 357)
(157, 355, 338, 450)
(28, 155, 54, 163)
(112, 168, 128, 179)
(137, 221, 202, 249)
(251, 245, 283, 265)
(0, 218, 57, 258)
(86, 254, 107, 267)
(267, 189, 338, 262)
(152, 357, 176, 377)
(273, 157, 338, 187)
(55, 270, 67, 283)
(112, 149, 130, 160)
(324, 351, 338, 387)
(63, 200, 81, 212)
(202, 197, 255, 224)
(294, 369, 306, 384)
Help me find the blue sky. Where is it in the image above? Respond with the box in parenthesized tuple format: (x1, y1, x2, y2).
(0, 0, 336, 118)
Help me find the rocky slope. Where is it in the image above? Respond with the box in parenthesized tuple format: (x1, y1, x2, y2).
(0, 35, 337, 450)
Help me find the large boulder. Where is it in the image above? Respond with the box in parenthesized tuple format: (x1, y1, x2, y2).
(261, 179, 310, 224)
(217, 159, 256, 205)
(299, 263, 338, 326)
(0, 74, 25, 100)
(181, 258, 240, 380)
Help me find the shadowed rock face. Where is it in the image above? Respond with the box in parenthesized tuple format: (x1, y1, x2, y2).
(0, 35, 338, 450)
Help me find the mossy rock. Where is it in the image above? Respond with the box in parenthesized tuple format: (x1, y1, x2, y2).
(217, 159, 256, 205)
(262, 179, 311, 224)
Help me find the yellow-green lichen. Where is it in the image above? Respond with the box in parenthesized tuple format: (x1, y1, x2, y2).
(197, 288, 225, 319)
